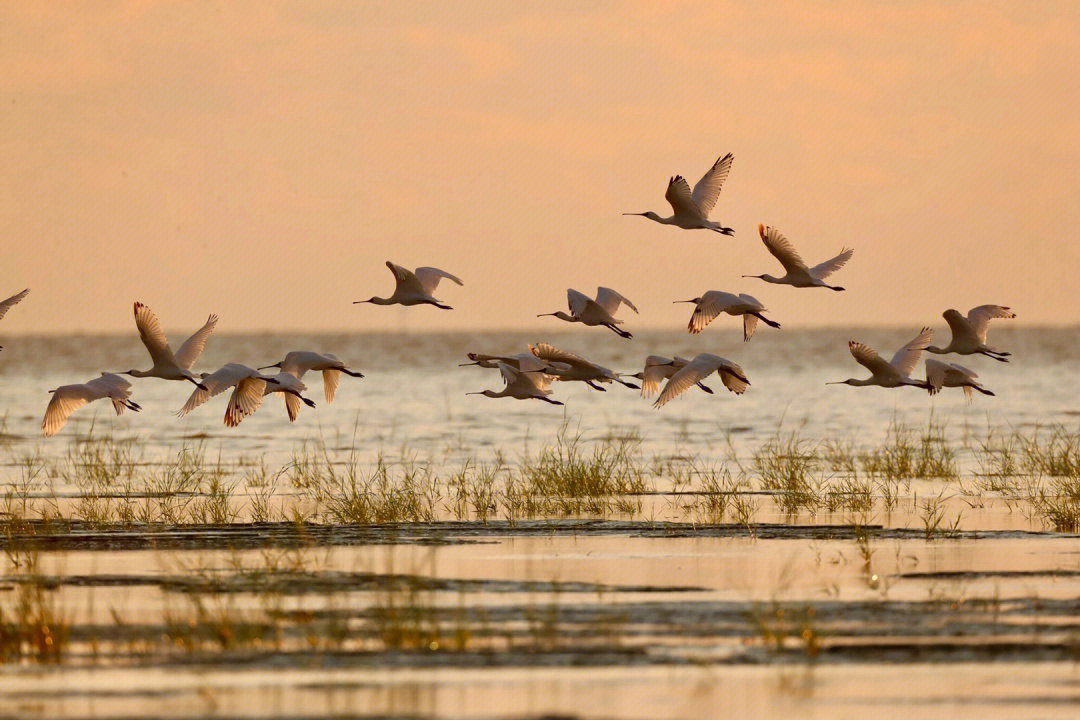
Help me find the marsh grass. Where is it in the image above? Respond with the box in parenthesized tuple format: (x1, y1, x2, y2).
(0, 552, 68, 663)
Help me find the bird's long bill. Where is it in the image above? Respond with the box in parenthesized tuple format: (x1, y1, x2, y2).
(671, 300, 696, 304)
(622, 212, 647, 216)
(257, 363, 280, 370)
(741, 275, 763, 279)
(536, 312, 556, 317)
(458, 361, 479, 367)
(465, 391, 482, 395)
(352, 299, 372, 304)
(825, 381, 846, 385)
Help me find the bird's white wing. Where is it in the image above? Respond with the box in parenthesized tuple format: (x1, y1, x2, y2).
(809, 248, 853, 280)
(224, 377, 267, 427)
(688, 294, 726, 334)
(737, 293, 764, 310)
(742, 314, 759, 341)
(889, 327, 933, 378)
(133, 302, 178, 366)
(530, 342, 594, 370)
(640, 363, 674, 398)
(717, 360, 749, 395)
(0, 288, 30, 321)
(966, 305, 1015, 342)
(174, 314, 218, 370)
(848, 341, 894, 377)
(690, 153, 733, 217)
(759, 225, 807, 273)
(566, 289, 592, 317)
(386, 261, 426, 295)
(664, 176, 697, 215)
(654, 356, 715, 408)
(950, 362, 978, 379)
(42, 385, 94, 437)
(414, 267, 463, 295)
(594, 287, 638, 315)
(284, 392, 301, 422)
(321, 369, 341, 403)
(924, 358, 948, 394)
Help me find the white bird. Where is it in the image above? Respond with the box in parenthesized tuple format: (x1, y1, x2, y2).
(467, 362, 563, 406)
(177, 363, 313, 427)
(927, 305, 1016, 362)
(354, 261, 463, 310)
(529, 342, 640, 391)
(630, 355, 714, 398)
(258, 351, 363, 403)
(828, 328, 935, 390)
(624, 153, 735, 235)
(675, 291, 780, 340)
(0, 288, 29, 350)
(743, 225, 852, 291)
(119, 303, 217, 390)
(42, 373, 140, 437)
(537, 287, 638, 339)
(924, 358, 994, 399)
(260, 371, 321, 421)
(647, 354, 749, 408)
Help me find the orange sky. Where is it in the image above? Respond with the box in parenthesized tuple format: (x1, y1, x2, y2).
(2, 2, 1078, 334)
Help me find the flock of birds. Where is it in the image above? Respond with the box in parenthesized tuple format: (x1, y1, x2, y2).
(2, 152, 1016, 436)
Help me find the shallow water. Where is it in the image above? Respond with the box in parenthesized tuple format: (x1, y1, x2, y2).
(1, 329, 1079, 719)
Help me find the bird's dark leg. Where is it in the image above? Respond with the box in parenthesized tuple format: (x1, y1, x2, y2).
(342, 368, 365, 378)
(696, 382, 714, 394)
(617, 378, 641, 390)
(585, 380, 607, 392)
(538, 396, 564, 406)
(751, 312, 781, 329)
(979, 351, 1009, 363)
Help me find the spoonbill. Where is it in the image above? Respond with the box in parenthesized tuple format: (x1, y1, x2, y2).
(927, 305, 1016, 362)
(258, 351, 363, 403)
(631, 356, 715, 397)
(828, 328, 935, 390)
(653, 354, 749, 408)
(675, 292, 780, 340)
(529, 342, 640, 390)
(538, 288, 638, 339)
(261, 371, 321, 421)
(42, 373, 140, 437)
(120, 303, 216, 390)
(467, 362, 563, 406)
(624, 153, 735, 235)
(924, 358, 994, 399)
(177, 363, 313, 427)
(354, 261, 463, 310)
(0, 288, 29, 350)
(744, 225, 852, 291)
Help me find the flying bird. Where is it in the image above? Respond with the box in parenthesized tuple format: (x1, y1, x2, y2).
(828, 328, 935, 390)
(177, 363, 313, 427)
(258, 351, 363, 403)
(744, 225, 852, 291)
(924, 358, 994, 399)
(42, 373, 140, 437)
(467, 362, 563, 406)
(119, 303, 217, 390)
(631, 356, 716, 398)
(675, 291, 780, 340)
(624, 153, 735, 234)
(260, 371, 321, 421)
(537, 287, 638, 339)
(354, 261, 463, 309)
(650, 354, 749, 408)
(927, 305, 1016, 362)
(529, 342, 640, 390)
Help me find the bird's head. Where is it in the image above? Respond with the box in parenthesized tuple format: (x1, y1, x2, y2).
(623, 211, 660, 221)
(672, 298, 701, 305)
(537, 311, 572, 321)
(353, 297, 377, 305)
(826, 378, 858, 387)
(257, 361, 282, 371)
(466, 390, 497, 399)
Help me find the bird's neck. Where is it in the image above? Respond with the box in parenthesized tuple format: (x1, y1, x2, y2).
(128, 369, 150, 378)
(368, 297, 395, 306)
(927, 345, 946, 354)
